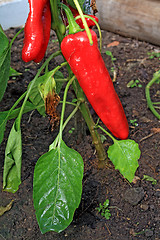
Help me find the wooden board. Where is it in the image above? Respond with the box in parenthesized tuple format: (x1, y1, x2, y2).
(96, 0, 160, 45)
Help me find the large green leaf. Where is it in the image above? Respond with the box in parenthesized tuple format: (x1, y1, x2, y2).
(0, 25, 11, 102)
(33, 140, 84, 233)
(107, 139, 140, 182)
(3, 119, 22, 193)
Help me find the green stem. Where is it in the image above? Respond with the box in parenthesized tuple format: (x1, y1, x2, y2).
(73, 0, 93, 45)
(75, 15, 102, 51)
(49, 61, 68, 77)
(72, 79, 107, 161)
(50, 101, 80, 150)
(145, 73, 160, 120)
(56, 78, 69, 82)
(153, 102, 160, 105)
(59, 3, 81, 34)
(50, 0, 66, 43)
(1, 92, 27, 132)
(97, 125, 116, 143)
(10, 28, 24, 47)
(59, 101, 77, 107)
(58, 75, 76, 147)
(17, 50, 61, 130)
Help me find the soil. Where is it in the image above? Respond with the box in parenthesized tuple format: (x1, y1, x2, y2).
(0, 27, 160, 240)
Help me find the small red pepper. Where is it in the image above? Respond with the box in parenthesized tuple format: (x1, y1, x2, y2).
(74, 13, 99, 29)
(61, 29, 129, 139)
(22, 0, 51, 63)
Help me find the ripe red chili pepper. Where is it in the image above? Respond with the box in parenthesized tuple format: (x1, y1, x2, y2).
(22, 0, 51, 63)
(61, 30, 129, 139)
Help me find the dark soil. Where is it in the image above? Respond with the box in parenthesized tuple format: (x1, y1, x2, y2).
(0, 27, 160, 240)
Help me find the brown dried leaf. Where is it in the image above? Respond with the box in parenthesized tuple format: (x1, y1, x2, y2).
(107, 41, 120, 48)
(90, 0, 98, 14)
(0, 200, 14, 216)
(132, 175, 140, 184)
(151, 128, 160, 133)
(45, 91, 60, 131)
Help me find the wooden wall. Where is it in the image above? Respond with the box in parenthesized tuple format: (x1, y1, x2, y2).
(96, 0, 160, 45)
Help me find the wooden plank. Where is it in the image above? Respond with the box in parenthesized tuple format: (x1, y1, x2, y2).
(96, 0, 160, 45)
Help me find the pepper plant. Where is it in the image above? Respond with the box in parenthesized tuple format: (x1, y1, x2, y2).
(0, 0, 141, 233)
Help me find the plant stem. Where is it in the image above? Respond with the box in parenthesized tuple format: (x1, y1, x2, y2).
(97, 125, 116, 143)
(50, 101, 80, 150)
(10, 28, 24, 47)
(75, 15, 102, 51)
(17, 50, 61, 130)
(58, 75, 76, 146)
(73, 0, 93, 45)
(50, 0, 66, 43)
(72, 79, 107, 162)
(145, 72, 160, 120)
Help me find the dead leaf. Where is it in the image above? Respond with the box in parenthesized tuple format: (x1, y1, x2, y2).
(151, 128, 160, 133)
(107, 41, 120, 48)
(0, 200, 14, 216)
(90, 0, 98, 14)
(132, 176, 140, 184)
(45, 91, 60, 131)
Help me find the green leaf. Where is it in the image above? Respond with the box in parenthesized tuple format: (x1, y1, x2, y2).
(28, 76, 46, 116)
(54, 70, 64, 94)
(33, 140, 84, 233)
(28, 70, 64, 116)
(142, 175, 157, 185)
(0, 111, 8, 145)
(66, 0, 85, 10)
(105, 50, 113, 57)
(103, 199, 109, 208)
(0, 101, 39, 145)
(0, 25, 11, 102)
(107, 139, 140, 182)
(104, 210, 111, 220)
(9, 67, 22, 77)
(3, 119, 22, 193)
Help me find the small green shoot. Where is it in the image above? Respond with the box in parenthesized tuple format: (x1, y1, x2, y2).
(147, 51, 160, 60)
(130, 119, 138, 127)
(142, 175, 157, 185)
(105, 51, 116, 62)
(68, 127, 75, 134)
(127, 79, 142, 88)
(100, 134, 107, 143)
(52, 39, 58, 43)
(96, 199, 111, 220)
(24, 68, 30, 72)
(105, 51, 117, 81)
(105, 51, 116, 72)
(9, 67, 22, 77)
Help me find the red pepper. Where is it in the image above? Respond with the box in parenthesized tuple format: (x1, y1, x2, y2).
(74, 13, 99, 29)
(22, 0, 51, 63)
(61, 30, 129, 139)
